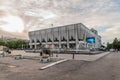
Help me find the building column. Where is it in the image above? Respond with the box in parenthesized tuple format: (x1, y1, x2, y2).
(45, 30, 48, 47)
(84, 32, 87, 48)
(67, 27, 69, 48)
(29, 40, 32, 49)
(58, 28, 61, 48)
(30, 45, 32, 49)
(51, 28, 54, 48)
(59, 43, 61, 48)
(75, 24, 78, 49)
(34, 39, 37, 49)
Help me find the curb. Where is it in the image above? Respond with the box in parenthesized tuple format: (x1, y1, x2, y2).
(94, 52, 110, 61)
(68, 52, 110, 61)
(40, 59, 69, 70)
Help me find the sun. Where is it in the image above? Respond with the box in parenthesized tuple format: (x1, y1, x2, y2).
(0, 15, 24, 33)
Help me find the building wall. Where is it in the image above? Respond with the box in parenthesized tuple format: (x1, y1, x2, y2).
(29, 23, 101, 49)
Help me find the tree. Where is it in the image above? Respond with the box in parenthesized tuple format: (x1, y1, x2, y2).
(0, 39, 5, 46)
(107, 42, 113, 50)
(5, 40, 28, 49)
(6, 40, 16, 49)
(0, 39, 29, 49)
(118, 41, 120, 50)
(113, 38, 119, 49)
(107, 38, 120, 50)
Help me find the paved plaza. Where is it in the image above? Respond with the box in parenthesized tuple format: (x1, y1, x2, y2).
(0, 50, 110, 71)
(6, 50, 110, 61)
(53, 52, 109, 61)
(0, 52, 120, 80)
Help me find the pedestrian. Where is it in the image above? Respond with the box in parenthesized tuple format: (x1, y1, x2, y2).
(56, 48, 61, 57)
(40, 50, 43, 56)
(116, 49, 118, 53)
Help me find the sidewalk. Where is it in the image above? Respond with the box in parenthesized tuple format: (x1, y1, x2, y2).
(53, 52, 110, 61)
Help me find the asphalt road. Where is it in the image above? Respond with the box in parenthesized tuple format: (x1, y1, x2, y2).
(1, 52, 120, 80)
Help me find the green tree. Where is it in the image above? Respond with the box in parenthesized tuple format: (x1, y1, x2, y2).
(6, 40, 15, 49)
(113, 38, 119, 49)
(0, 39, 29, 49)
(0, 39, 5, 46)
(118, 41, 120, 50)
(107, 42, 113, 50)
(5, 40, 26, 49)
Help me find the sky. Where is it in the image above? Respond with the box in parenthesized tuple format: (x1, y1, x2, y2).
(0, 0, 120, 43)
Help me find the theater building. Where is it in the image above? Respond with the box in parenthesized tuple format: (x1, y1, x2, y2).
(29, 23, 101, 50)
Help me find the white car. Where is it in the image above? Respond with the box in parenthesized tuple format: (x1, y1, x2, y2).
(110, 49, 115, 52)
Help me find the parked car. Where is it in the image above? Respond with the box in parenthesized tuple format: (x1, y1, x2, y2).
(110, 49, 115, 52)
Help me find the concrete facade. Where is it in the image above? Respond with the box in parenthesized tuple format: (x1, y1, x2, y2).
(29, 23, 101, 50)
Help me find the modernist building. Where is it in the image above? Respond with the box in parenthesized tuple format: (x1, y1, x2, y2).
(29, 23, 101, 49)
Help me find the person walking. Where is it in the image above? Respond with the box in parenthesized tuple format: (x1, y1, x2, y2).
(56, 48, 61, 57)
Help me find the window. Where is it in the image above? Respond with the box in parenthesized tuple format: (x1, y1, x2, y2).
(37, 39, 40, 43)
(48, 38, 52, 42)
(69, 36, 75, 41)
(54, 37, 59, 42)
(42, 39, 46, 42)
(61, 37, 67, 41)
(32, 40, 35, 43)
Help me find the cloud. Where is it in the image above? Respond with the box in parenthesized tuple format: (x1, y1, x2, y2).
(0, 16, 24, 32)
(0, 0, 120, 43)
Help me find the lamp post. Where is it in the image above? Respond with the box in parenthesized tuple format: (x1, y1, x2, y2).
(51, 24, 54, 57)
(51, 24, 54, 49)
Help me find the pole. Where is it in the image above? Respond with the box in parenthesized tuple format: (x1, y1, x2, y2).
(72, 51, 75, 59)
